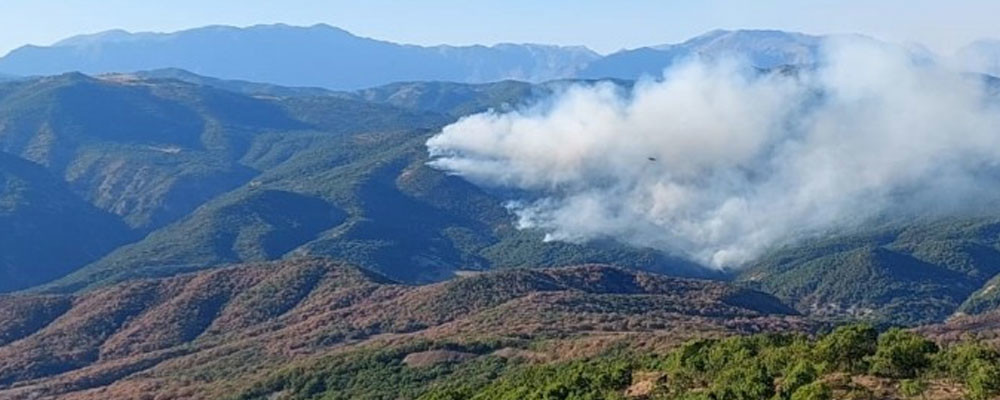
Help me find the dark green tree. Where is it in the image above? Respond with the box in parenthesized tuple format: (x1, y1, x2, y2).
(708, 360, 775, 400)
(813, 324, 878, 373)
(868, 328, 938, 379)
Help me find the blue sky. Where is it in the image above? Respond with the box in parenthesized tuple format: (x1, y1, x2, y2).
(2, 0, 999, 56)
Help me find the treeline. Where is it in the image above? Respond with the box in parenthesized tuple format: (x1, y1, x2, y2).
(233, 325, 1000, 400)
(420, 325, 1000, 400)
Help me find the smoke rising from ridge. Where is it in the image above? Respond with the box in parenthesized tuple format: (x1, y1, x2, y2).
(426, 38, 1000, 268)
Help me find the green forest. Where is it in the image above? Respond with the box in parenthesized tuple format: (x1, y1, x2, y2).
(239, 325, 1000, 400)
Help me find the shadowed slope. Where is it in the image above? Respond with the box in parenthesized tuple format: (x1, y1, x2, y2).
(0, 153, 134, 291)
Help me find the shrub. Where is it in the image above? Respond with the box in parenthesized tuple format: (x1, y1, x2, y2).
(777, 361, 819, 399)
(868, 328, 938, 379)
(966, 359, 1000, 400)
(899, 378, 927, 398)
(420, 388, 472, 400)
(813, 324, 878, 373)
(708, 360, 774, 400)
(934, 341, 999, 377)
(469, 358, 632, 400)
(790, 381, 832, 400)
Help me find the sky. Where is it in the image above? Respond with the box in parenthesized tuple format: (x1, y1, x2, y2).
(2, 0, 999, 56)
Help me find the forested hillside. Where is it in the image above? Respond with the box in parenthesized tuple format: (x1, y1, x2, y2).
(0, 71, 713, 294)
(4, 70, 1000, 327)
(739, 218, 1000, 325)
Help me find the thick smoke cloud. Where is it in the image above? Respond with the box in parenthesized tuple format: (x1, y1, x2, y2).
(426, 38, 1000, 269)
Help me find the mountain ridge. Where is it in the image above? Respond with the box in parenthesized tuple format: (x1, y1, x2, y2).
(0, 26, 918, 89)
(0, 258, 803, 399)
(0, 24, 600, 90)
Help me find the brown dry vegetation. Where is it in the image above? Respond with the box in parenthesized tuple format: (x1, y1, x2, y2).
(920, 310, 1000, 347)
(0, 258, 805, 399)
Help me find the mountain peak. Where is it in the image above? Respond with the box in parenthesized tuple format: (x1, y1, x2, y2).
(578, 28, 829, 80)
(687, 28, 819, 47)
(53, 28, 162, 47)
(650, 29, 815, 51)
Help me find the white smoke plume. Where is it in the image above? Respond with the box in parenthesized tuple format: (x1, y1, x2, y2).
(426, 38, 1000, 269)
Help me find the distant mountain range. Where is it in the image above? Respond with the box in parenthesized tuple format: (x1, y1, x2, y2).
(578, 29, 825, 79)
(0, 24, 600, 89)
(3, 25, 996, 90)
(0, 25, 884, 89)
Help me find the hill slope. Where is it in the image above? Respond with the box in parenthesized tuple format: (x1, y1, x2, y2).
(41, 125, 715, 292)
(0, 258, 803, 399)
(0, 71, 718, 293)
(0, 72, 306, 230)
(0, 153, 134, 292)
(739, 218, 1000, 325)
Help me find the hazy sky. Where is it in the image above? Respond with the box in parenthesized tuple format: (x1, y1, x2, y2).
(2, 0, 999, 56)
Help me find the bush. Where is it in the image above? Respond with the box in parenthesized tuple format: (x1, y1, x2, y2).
(966, 359, 1000, 400)
(790, 381, 832, 400)
(777, 361, 819, 399)
(934, 341, 998, 377)
(420, 388, 472, 400)
(868, 328, 938, 379)
(469, 358, 632, 400)
(708, 360, 775, 400)
(899, 378, 927, 398)
(814, 324, 878, 373)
